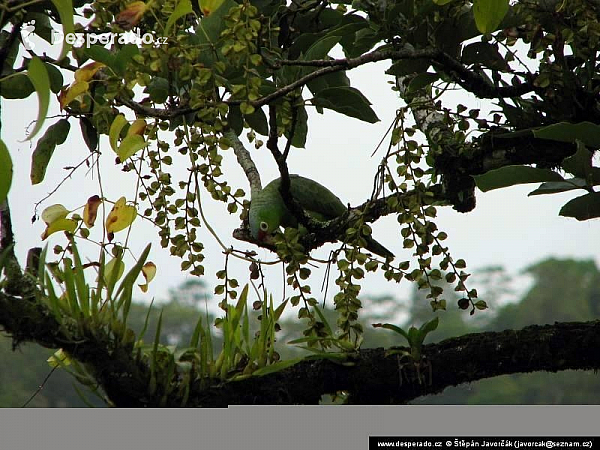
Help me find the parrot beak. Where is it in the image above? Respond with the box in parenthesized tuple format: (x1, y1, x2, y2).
(257, 230, 267, 241)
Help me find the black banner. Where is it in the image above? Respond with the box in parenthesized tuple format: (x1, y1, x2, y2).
(369, 437, 598, 450)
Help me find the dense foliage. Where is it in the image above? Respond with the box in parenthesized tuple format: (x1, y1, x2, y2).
(1, 0, 599, 405)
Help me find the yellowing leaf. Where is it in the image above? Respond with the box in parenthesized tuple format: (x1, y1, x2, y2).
(127, 119, 146, 136)
(41, 217, 78, 240)
(83, 195, 102, 227)
(109, 114, 128, 152)
(58, 80, 89, 110)
(115, 1, 149, 30)
(118, 134, 146, 161)
(25, 57, 50, 141)
(199, 0, 225, 16)
(47, 348, 72, 368)
(106, 197, 137, 235)
(74, 62, 105, 82)
(42, 204, 70, 224)
(139, 261, 156, 292)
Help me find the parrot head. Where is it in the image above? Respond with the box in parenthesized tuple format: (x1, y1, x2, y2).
(249, 205, 281, 242)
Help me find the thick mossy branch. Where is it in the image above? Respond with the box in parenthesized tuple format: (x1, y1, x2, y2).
(1, 283, 599, 406)
(0, 291, 151, 407)
(190, 320, 600, 406)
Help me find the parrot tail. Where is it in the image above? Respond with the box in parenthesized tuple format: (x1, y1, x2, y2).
(364, 236, 394, 260)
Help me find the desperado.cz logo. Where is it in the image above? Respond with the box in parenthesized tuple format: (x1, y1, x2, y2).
(21, 20, 167, 50)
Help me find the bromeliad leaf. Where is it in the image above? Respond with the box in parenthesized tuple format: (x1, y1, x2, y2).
(473, 165, 564, 192)
(312, 86, 379, 123)
(252, 358, 304, 376)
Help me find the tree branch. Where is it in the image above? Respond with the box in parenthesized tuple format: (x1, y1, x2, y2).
(2, 269, 599, 406)
(116, 47, 535, 121)
(224, 130, 262, 197)
(189, 320, 600, 406)
(233, 186, 447, 252)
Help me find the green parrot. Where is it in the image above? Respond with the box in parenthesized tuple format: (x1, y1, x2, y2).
(248, 175, 394, 259)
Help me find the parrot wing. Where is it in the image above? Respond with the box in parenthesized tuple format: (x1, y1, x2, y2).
(260, 175, 394, 259)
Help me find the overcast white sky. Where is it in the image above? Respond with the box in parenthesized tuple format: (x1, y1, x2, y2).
(2, 38, 599, 316)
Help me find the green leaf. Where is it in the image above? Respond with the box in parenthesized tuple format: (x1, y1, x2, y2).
(528, 178, 588, 196)
(84, 45, 116, 67)
(253, 358, 304, 376)
(227, 105, 243, 135)
(0, 73, 35, 99)
(473, 165, 564, 192)
(43, 62, 64, 93)
(0, 140, 13, 204)
(462, 42, 509, 70)
(307, 70, 350, 96)
(118, 135, 146, 161)
(28, 12, 54, 43)
(433, 0, 456, 4)
(165, 0, 194, 35)
(244, 106, 268, 135)
(287, 105, 308, 148)
(113, 44, 140, 76)
(344, 28, 381, 58)
(408, 72, 440, 92)
(146, 77, 169, 103)
(533, 121, 600, 148)
(195, 0, 236, 47)
(30, 119, 71, 185)
(561, 141, 594, 181)
(80, 117, 98, 151)
(312, 86, 379, 123)
(559, 193, 600, 221)
(25, 56, 51, 141)
(300, 36, 341, 76)
(386, 58, 430, 77)
(473, 0, 509, 34)
(109, 114, 128, 151)
(51, 0, 74, 61)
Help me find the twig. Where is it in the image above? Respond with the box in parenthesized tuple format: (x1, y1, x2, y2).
(223, 130, 262, 197)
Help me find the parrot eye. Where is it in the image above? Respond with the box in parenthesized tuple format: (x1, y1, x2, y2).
(259, 221, 269, 232)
